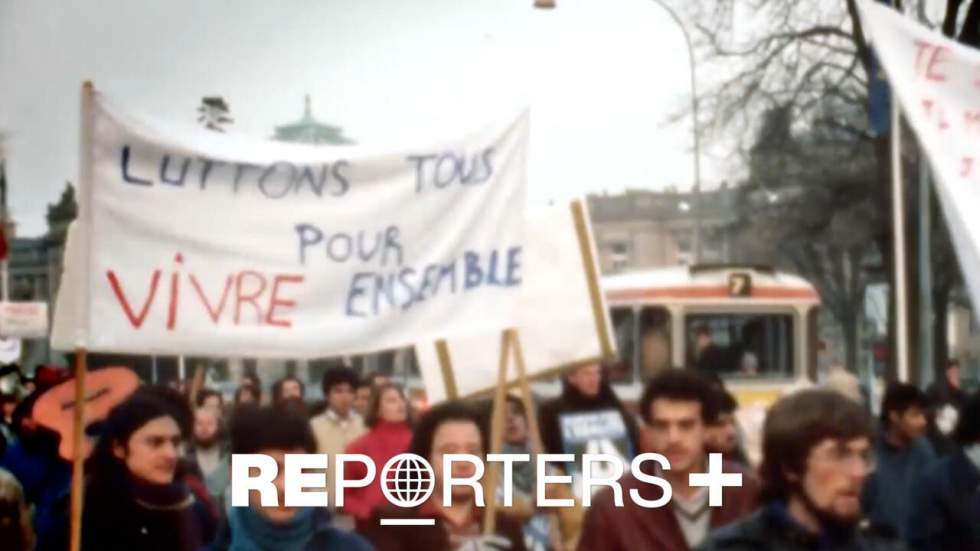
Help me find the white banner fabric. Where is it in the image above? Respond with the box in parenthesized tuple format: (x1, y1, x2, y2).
(51, 87, 528, 357)
(415, 201, 614, 403)
(857, 0, 980, 330)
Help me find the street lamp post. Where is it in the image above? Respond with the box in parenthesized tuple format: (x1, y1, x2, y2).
(649, 0, 703, 264)
(535, 0, 703, 262)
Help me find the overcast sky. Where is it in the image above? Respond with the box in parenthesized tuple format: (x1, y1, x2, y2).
(0, 0, 723, 237)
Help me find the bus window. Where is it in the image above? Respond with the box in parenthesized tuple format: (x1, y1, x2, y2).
(608, 307, 637, 383)
(639, 307, 671, 381)
(806, 307, 820, 382)
(686, 313, 794, 379)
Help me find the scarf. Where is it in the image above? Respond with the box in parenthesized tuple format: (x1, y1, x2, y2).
(129, 475, 196, 510)
(229, 506, 317, 551)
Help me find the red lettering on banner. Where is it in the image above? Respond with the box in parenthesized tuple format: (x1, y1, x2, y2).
(921, 98, 936, 120)
(106, 255, 305, 330)
(190, 274, 234, 324)
(913, 40, 950, 81)
(107, 269, 162, 328)
(266, 275, 304, 328)
(963, 157, 975, 179)
(920, 98, 950, 131)
(234, 271, 267, 325)
(966, 111, 980, 135)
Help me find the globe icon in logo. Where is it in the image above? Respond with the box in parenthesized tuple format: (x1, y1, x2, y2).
(381, 453, 436, 508)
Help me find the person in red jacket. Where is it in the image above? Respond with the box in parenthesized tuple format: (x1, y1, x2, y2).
(342, 382, 413, 532)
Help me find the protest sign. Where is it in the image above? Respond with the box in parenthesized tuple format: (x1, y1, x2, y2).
(0, 336, 20, 364)
(857, 0, 980, 326)
(0, 302, 49, 338)
(51, 84, 529, 357)
(414, 200, 614, 403)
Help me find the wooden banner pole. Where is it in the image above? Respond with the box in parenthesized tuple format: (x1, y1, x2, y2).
(570, 200, 615, 360)
(69, 348, 88, 551)
(511, 332, 543, 456)
(435, 339, 459, 400)
(512, 331, 570, 550)
(189, 359, 206, 406)
(483, 328, 514, 535)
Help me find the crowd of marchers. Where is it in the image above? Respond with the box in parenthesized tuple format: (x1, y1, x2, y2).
(0, 357, 977, 551)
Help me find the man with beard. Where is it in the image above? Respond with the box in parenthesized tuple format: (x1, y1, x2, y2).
(578, 370, 758, 551)
(860, 384, 934, 539)
(81, 388, 217, 551)
(187, 406, 230, 511)
(272, 375, 307, 414)
(697, 389, 903, 551)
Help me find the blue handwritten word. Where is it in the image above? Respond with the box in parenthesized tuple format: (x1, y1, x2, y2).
(345, 247, 521, 317)
(295, 224, 404, 267)
(408, 148, 495, 193)
(119, 145, 350, 198)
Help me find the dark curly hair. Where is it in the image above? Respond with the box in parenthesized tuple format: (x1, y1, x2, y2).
(639, 369, 719, 424)
(409, 401, 486, 460)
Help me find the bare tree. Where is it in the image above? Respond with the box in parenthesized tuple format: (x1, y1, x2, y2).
(736, 104, 880, 373)
(673, 0, 977, 378)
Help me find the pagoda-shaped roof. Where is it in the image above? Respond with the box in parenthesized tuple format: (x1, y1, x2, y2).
(273, 95, 355, 145)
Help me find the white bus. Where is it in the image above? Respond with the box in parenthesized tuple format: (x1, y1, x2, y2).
(601, 264, 820, 405)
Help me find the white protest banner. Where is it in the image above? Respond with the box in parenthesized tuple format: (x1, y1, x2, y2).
(51, 84, 529, 357)
(857, 0, 980, 324)
(0, 302, 49, 338)
(415, 201, 615, 403)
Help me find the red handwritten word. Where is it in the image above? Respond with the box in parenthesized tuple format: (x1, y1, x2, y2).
(913, 40, 951, 82)
(106, 254, 305, 330)
(920, 98, 951, 131)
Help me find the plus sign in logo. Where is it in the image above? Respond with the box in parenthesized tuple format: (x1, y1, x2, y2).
(688, 453, 743, 506)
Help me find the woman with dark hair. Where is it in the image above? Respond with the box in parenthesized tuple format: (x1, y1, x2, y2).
(698, 389, 901, 551)
(81, 387, 217, 551)
(342, 383, 413, 531)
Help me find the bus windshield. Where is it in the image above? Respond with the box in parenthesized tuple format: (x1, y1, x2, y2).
(686, 313, 794, 379)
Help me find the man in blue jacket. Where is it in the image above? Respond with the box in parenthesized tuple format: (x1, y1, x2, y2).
(907, 390, 980, 551)
(861, 383, 935, 539)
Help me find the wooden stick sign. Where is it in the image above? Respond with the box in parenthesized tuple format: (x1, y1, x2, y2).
(415, 199, 616, 403)
(483, 328, 525, 535)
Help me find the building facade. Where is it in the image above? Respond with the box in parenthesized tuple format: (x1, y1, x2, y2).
(588, 186, 740, 273)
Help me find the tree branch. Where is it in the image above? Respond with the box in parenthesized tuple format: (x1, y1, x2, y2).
(844, 0, 874, 81)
